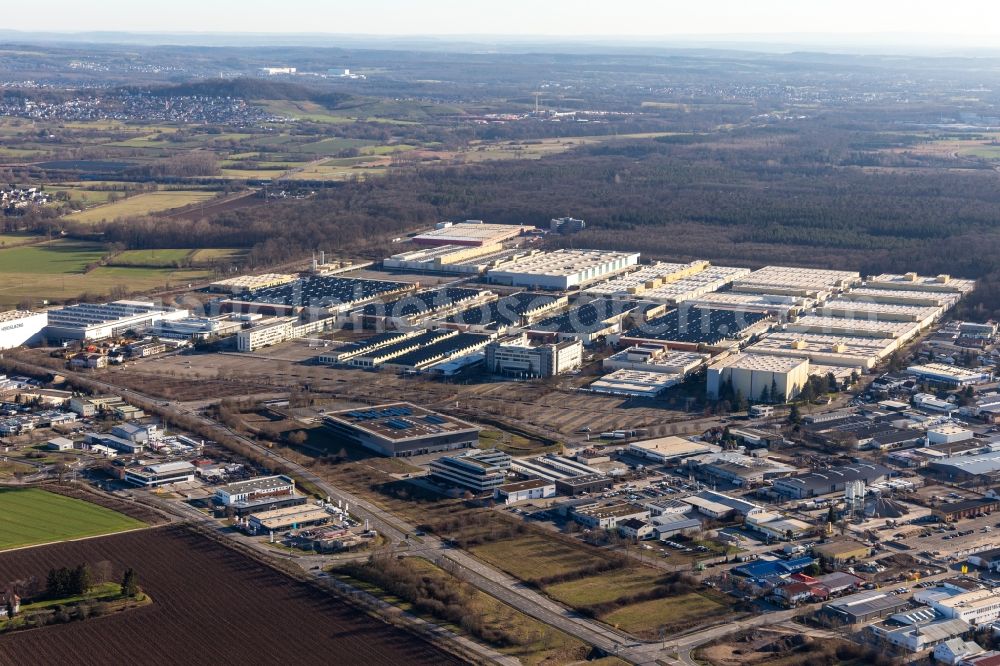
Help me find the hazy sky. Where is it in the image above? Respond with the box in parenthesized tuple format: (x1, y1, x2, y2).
(10, 0, 1000, 41)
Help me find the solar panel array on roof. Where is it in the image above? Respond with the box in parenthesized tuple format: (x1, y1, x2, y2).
(361, 287, 484, 318)
(623, 306, 768, 344)
(230, 276, 411, 308)
(530, 298, 638, 334)
(387, 332, 492, 369)
(347, 405, 414, 421)
(447, 292, 560, 328)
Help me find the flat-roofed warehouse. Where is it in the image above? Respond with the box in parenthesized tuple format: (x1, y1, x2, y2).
(323, 402, 480, 457)
(616, 306, 771, 351)
(603, 346, 709, 375)
(745, 331, 900, 370)
(208, 273, 297, 294)
(707, 353, 811, 403)
(582, 260, 709, 298)
(685, 292, 813, 318)
(45, 300, 189, 341)
(626, 436, 721, 463)
(816, 299, 943, 326)
(616, 265, 751, 304)
(487, 249, 639, 290)
(866, 272, 975, 294)
(838, 287, 960, 308)
(772, 463, 890, 498)
(906, 362, 992, 388)
(380, 331, 493, 372)
(219, 275, 413, 316)
(0, 309, 47, 349)
(732, 266, 861, 300)
(586, 369, 684, 398)
(247, 505, 331, 533)
(411, 221, 533, 247)
(382, 243, 509, 273)
(784, 315, 922, 341)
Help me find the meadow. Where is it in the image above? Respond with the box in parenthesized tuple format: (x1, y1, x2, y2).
(0, 488, 145, 551)
(65, 190, 218, 223)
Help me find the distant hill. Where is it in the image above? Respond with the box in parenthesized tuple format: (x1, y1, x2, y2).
(125, 78, 354, 108)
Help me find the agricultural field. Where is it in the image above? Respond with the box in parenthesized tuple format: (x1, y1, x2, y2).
(0, 238, 214, 307)
(602, 592, 731, 637)
(0, 232, 45, 248)
(0, 488, 145, 551)
(107, 249, 194, 266)
(0, 526, 460, 665)
(65, 190, 219, 223)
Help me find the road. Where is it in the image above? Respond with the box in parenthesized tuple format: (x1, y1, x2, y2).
(9, 360, 825, 665)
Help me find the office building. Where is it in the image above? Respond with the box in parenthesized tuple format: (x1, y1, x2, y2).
(484, 335, 582, 377)
(429, 448, 511, 492)
(323, 403, 480, 457)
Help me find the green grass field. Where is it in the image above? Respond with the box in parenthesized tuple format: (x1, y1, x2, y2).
(602, 592, 729, 636)
(0, 232, 45, 248)
(470, 533, 608, 582)
(544, 569, 663, 607)
(0, 488, 145, 551)
(108, 249, 194, 266)
(0, 238, 213, 307)
(66, 190, 218, 223)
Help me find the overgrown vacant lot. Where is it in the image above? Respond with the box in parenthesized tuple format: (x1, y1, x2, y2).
(0, 526, 459, 666)
(0, 488, 145, 551)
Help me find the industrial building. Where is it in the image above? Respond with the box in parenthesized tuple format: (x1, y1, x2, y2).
(235, 317, 297, 352)
(444, 292, 566, 332)
(45, 300, 189, 341)
(411, 221, 532, 247)
(214, 475, 304, 516)
(583, 261, 710, 299)
(626, 436, 720, 463)
(526, 298, 639, 344)
(219, 275, 413, 316)
(323, 403, 480, 457)
(784, 315, 922, 341)
(207, 273, 297, 294)
(906, 363, 992, 388)
(929, 588, 1000, 625)
(928, 451, 1000, 484)
(494, 479, 557, 504)
(866, 272, 975, 295)
(685, 292, 812, 318)
(585, 369, 684, 398)
(617, 306, 771, 351)
(380, 332, 493, 372)
(732, 266, 861, 300)
(595, 264, 751, 305)
(550, 216, 586, 234)
(153, 315, 244, 341)
(817, 299, 943, 326)
(247, 505, 330, 533)
(772, 464, 890, 498)
(603, 345, 709, 375)
(745, 331, 898, 370)
(429, 448, 511, 492)
(484, 335, 582, 377)
(0, 310, 47, 350)
(572, 502, 650, 529)
(839, 287, 959, 308)
(316, 330, 418, 365)
(486, 249, 639, 290)
(932, 498, 1000, 522)
(123, 461, 196, 487)
(383, 243, 504, 272)
(822, 589, 910, 625)
(339, 329, 456, 367)
(811, 539, 871, 564)
(707, 353, 811, 403)
(358, 287, 492, 328)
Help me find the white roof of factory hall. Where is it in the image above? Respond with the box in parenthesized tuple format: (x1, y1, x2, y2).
(491, 249, 639, 277)
(0, 310, 42, 323)
(710, 353, 809, 373)
(866, 273, 975, 293)
(735, 265, 861, 290)
(412, 222, 532, 244)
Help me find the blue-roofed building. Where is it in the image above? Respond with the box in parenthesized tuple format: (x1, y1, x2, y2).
(732, 556, 816, 582)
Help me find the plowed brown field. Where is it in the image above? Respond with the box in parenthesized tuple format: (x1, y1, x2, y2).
(0, 526, 460, 665)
